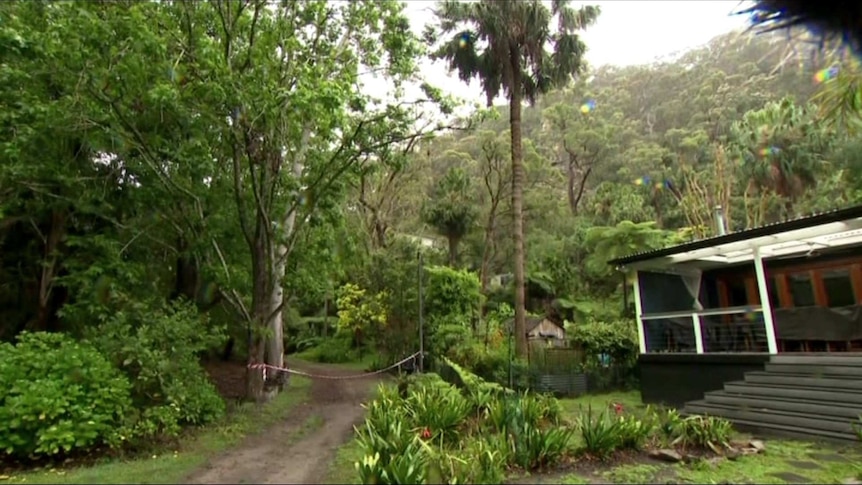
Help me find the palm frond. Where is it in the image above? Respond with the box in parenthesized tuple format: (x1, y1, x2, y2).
(740, 1, 862, 54)
(812, 57, 862, 132)
(429, 0, 598, 106)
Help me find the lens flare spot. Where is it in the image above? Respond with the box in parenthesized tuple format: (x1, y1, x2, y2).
(199, 281, 219, 306)
(759, 146, 780, 157)
(814, 66, 839, 84)
(744, 308, 758, 322)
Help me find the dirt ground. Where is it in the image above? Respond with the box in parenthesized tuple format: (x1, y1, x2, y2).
(188, 359, 382, 485)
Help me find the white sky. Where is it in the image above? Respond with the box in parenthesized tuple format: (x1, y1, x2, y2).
(384, 0, 754, 108)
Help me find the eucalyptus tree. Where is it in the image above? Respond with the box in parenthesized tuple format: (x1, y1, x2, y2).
(39, 0, 448, 401)
(427, 0, 599, 357)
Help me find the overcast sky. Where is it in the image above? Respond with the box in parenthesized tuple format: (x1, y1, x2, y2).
(380, 1, 754, 107)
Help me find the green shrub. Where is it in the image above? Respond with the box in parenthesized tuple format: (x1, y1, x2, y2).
(429, 320, 473, 362)
(85, 299, 226, 438)
(575, 406, 621, 459)
(363, 385, 408, 433)
(658, 408, 683, 443)
(407, 372, 453, 394)
(616, 414, 655, 450)
(303, 334, 357, 363)
(406, 384, 471, 443)
(457, 435, 509, 484)
(442, 357, 508, 394)
(567, 318, 639, 390)
(672, 415, 733, 451)
(423, 265, 481, 321)
(486, 393, 573, 471)
(513, 424, 574, 470)
(355, 421, 428, 485)
(0, 332, 132, 459)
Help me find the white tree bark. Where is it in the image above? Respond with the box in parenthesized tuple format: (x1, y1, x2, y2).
(265, 127, 311, 383)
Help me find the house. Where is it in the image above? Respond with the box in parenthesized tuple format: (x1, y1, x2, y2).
(523, 316, 567, 347)
(503, 315, 567, 346)
(608, 205, 862, 441)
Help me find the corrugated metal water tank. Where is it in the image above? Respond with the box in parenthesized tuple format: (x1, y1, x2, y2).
(532, 373, 588, 396)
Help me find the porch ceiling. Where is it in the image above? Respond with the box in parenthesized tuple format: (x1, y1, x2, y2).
(626, 216, 862, 270)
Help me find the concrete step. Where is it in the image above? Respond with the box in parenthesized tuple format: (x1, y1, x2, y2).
(684, 401, 857, 435)
(764, 363, 862, 377)
(770, 354, 862, 366)
(703, 391, 862, 419)
(723, 381, 862, 404)
(679, 409, 858, 442)
(744, 371, 862, 390)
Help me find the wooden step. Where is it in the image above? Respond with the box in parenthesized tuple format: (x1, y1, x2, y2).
(723, 381, 862, 404)
(770, 354, 862, 366)
(743, 371, 862, 390)
(703, 391, 862, 420)
(679, 409, 858, 442)
(683, 401, 857, 435)
(764, 362, 862, 377)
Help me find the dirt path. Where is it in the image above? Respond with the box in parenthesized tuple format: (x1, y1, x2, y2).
(186, 359, 382, 485)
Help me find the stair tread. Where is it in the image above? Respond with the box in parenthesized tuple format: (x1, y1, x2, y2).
(726, 380, 862, 393)
(705, 390, 862, 410)
(746, 370, 861, 379)
(678, 414, 857, 441)
(684, 401, 855, 423)
(771, 356, 862, 364)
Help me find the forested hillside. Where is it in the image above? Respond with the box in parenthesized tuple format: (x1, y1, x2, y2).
(374, 29, 861, 312)
(2, 0, 862, 468)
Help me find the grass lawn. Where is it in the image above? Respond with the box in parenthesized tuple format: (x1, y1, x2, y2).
(555, 390, 862, 485)
(1, 377, 314, 485)
(290, 351, 378, 372)
(324, 439, 363, 485)
(559, 390, 646, 418)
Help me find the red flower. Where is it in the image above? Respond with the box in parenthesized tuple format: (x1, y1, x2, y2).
(613, 403, 624, 415)
(421, 427, 431, 439)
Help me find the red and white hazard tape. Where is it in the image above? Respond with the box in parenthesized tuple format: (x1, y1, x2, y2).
(248, 351, 421, 380)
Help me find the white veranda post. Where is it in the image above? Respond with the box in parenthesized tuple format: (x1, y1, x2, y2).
(680, 269, 705, 354)
(632, 271, 647, 353)
(752, 247, 779, 354)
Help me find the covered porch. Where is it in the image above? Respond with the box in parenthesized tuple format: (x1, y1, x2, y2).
(610, 205, 862, 406)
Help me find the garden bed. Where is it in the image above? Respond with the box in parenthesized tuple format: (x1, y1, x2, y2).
(340, 364, 862, 485)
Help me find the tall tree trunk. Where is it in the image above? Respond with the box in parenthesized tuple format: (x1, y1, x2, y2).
(566, 162, 577, 215)
(170, 237, 199, 303)
(246, 239, 269, 401)
(509, 55, 528, 359)
(447, 235, 459, 267)
(264, 134, 309, 387)
(267, 245, 285, 384)
(34, 209, 66, 332)
(479, 221, 495, 293)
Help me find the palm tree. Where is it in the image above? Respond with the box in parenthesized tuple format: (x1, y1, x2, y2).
(428, 0, 599, 358)
(728, 96, 831, 220)
(811, 52, 862, 132)
(422, 166, 477, 267)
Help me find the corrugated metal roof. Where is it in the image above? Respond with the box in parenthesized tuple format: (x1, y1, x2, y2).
(608, 204, 862, 266)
